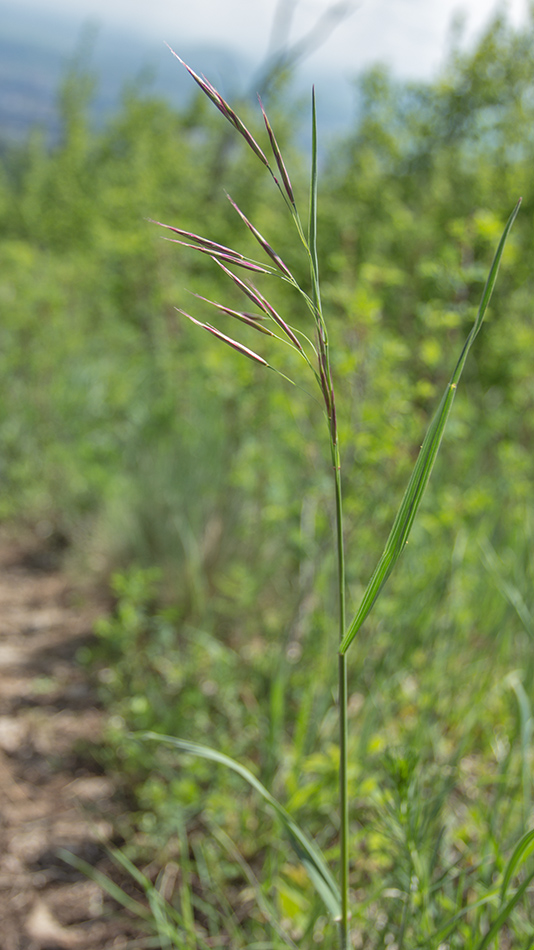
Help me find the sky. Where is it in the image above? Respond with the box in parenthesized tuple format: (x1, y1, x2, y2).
(12, 0, 532, 81)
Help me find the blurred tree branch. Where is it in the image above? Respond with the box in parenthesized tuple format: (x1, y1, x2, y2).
(255, 0, 358, 98)
(206, 0, 357, 189)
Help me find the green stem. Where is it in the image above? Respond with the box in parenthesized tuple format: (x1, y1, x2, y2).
(302, 82, 349, 939)
(334, 445, 349, 948)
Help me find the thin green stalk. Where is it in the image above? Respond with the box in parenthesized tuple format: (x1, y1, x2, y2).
(334, 441, 349, 949)
(306, 84, 348, 946)
(338, 653, 349, 950)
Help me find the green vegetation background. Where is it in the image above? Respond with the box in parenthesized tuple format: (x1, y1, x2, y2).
(2, 12, 534, 946)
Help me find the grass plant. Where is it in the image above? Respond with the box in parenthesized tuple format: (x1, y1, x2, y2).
(128, 49, 530, 949)
(1, 16, 532, 943)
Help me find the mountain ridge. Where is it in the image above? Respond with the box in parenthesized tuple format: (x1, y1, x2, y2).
(0, 1, 355, 145)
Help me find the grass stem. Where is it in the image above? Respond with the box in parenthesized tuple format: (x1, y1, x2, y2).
(334, 448, 349, 948)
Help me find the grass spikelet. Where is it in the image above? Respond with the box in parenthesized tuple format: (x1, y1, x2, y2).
(191, 294, 275, 335)
(149, 219, 270, 271)
(212, 258, 273, 311)
(149, 218, 245, 257)
(250, 284, 303, 351)
(211, 259, 302, 350)
(166, 45, 271, 168)
(177, 309, 269, 365)
(163, 238, 270, 272)
(225, 193, 294, 278)
(258, 96, 296, 206)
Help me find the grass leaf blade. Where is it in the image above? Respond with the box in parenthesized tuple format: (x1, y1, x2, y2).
(57, 848, 155, 925)
(340, 198, 521, 655)
(474, 866, 534, 950)
(500, 827, 534, 903)
(136, 732, 341, 919)
(423, 892, 499, 946)
(480, 538, 534, 638)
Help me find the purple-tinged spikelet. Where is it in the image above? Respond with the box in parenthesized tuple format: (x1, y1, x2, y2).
(258, 98, 295, 206)
(178, 309, 269, 365)
(212, 259, 270, 311)
(213, 260, 302, 351)
(251, 286, 303, 351)
(167, 239, 269, 272)
(226, 194, 294, 279)
(149, 219, 242, 258)
(317, 348, 333, 418)
(330, 387, 338, 445)
(150, 219, 269, 272)
(166, 46, 271, 169)
(191, 294, 275, 335)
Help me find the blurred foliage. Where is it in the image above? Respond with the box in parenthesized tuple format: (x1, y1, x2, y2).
(2, 9, 534, 947)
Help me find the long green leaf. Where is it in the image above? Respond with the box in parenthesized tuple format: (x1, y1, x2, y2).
(340, 198, 521, 655)
(136, 732, 341, 919)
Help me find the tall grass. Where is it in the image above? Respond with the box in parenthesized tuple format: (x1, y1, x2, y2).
(134, 51, 527, 948)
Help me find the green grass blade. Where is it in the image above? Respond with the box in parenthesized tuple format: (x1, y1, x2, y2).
(425, 837, 534, 950)
(340, 198, 521, 655)
(474, 866, 534, 950)
(500, 827, 534, 903)
(136, 732, 341, 919)
(110, 845, 213, 949)
(61, 844, 206, 947)
(108, 846, 189, 935)
(57, 848, 155, 925)
(507, 675, 534, 826)
(421, 891, 498, 947)
(480, 538, 534, 638)
(308, 87, 319, 290)
(207, 819, 300, 950)
(107, 843, 158, 892)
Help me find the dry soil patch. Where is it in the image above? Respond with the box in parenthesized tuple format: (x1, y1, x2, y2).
(0, 539, 143, 949)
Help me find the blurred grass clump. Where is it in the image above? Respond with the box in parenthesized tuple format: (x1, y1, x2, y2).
(2, 10, 534, 947)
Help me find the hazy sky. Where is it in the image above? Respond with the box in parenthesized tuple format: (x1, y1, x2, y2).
(14, 0, 531, 79)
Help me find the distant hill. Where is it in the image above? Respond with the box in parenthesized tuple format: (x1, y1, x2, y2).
(0, 2, 254, 142)
(0, 2, 355, 146)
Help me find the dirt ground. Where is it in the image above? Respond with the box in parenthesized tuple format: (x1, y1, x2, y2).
(0, 536, 144, 950)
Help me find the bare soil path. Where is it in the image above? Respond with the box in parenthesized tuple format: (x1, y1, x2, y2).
(0, 536, 141, 950)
